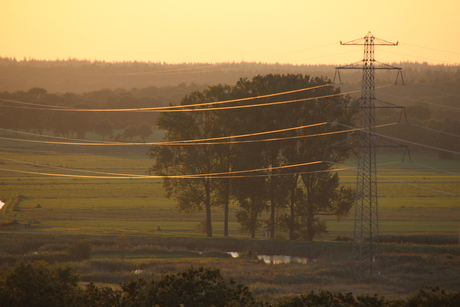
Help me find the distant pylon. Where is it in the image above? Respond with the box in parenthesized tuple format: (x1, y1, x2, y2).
(335, 32, 403, 278)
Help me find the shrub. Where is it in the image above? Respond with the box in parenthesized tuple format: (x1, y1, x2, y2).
(121, 266, 259, 307)
(405, 286, 460, 307)
(0, 260, 80, 307)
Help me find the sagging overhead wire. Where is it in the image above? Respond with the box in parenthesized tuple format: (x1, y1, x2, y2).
(377, 92, 460, 111)
(379, 49, 459, 65)
(0, 165, 353, 179)
(328, 161, 460, 197)
(0, 128, 117, 143)
(0, 156, 148, 178)
(0, 123, 399, 147)
(401, 42, 460, 55)
(0, 157, 331, 179)
(405, 84, 460, 100)
(0, 83, 333, 112)
(0, 167, 155, 179)
(406, 123, 460, 139)
(100, 63, 233, 76)
(0, 98, 71, 109)
(0, 88, 361, 113)
(1, 159, 417, 180)
(338, 83, 460, 111)
(409, 161, 460, 177)
(0, 123, 329, 146)
(335, 122, 460, 156)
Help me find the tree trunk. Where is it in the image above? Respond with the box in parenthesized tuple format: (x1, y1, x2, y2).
(288, 175, 298, 240)
(270, 199, 275, 239)
(205, 178, 212, 237)
(269, 175, 276, 239)
(306, 207, 314, 241)
(223, 179, 229, 237)
(289, 193, 295, 240)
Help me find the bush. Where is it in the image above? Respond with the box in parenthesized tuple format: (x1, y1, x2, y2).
(2, 261, 460, 306)
(121, 266, 259, 307)
(0, 261, 80, 307)
(405, 286, 460, 307)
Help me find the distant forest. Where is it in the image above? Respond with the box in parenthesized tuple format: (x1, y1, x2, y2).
(0, 58, 459, 156)
(0, 57, 459, 94)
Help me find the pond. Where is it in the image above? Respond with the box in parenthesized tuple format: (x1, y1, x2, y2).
(228, 252, 309, 264)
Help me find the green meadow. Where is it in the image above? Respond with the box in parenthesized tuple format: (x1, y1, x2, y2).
(1, 141, 459, 240)
(1, 142, 460, 301)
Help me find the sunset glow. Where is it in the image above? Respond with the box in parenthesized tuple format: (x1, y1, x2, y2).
(1, 0, 459, 65)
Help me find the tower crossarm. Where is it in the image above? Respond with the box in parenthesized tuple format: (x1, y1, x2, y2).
(337, 61, 402, 70)
(340, 31, 398, 46)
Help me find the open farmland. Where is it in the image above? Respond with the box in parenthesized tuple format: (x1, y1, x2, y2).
(1, 134, 460, 302)
(1, 138, 459, 240)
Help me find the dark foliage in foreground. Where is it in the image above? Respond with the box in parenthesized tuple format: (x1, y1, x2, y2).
(1, 261, 459, 306)
(0, 261, 258, 307)
(278, 287, 460, 307)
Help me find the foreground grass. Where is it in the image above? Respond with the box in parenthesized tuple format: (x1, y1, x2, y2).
(0, 232, 459, 303)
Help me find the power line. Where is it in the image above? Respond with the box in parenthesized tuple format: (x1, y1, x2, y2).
(401, 42, 460, 55)
(409, 161, 460, 176)
(0, 122, 329, 146)
(101, 63, 232, 76)
(183, 161, 324, 178)
(0, 165, 354, 179)
(405, 123, 460, 139)
(0, 128, 117, 143)
(339, 83, 460, 111)
(0, 158, 332, 179)
(0, 123, 398, 147)
(0, 98, 71, 109)
(376, 132, 460, 156)
(0, 89, 359, 113)
(0, 84, 332, 112)
(0, 167, 156, 179)
(335, 122, 460, 156)
(0, 156, 147, 177)
(379, 49, 459, 65)
(330, 161, 460, 197)
(375, 90, 460, 111)
(377, 174, 460, 197)
(405, 84, 460, 99)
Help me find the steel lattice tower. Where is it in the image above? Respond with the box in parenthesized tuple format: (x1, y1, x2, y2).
(335, 32, 402, 278)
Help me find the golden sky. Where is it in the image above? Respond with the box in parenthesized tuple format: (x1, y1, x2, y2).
(1, 0, 459, 65)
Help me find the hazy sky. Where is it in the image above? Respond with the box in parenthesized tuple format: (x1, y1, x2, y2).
(1, 0, 459, 65)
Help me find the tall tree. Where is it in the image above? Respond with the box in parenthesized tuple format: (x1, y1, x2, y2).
(277, 79, 356, 240)
(149, 85, 232, 237)
(149, 74, 356, 240)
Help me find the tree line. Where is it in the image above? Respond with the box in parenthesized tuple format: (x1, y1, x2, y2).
(149, 74, 356, 240)
(0, 83, 205, 141)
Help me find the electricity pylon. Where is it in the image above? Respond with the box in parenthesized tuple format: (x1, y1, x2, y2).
(334, 32, 404, 278)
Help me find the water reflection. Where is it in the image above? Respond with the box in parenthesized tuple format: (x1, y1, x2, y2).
(227, 252, 308, 264)
(257, 255, 308, 264)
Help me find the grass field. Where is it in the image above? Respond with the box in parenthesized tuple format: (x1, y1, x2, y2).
(1, 138, 460, 301)
(1, 134, 459, 240)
